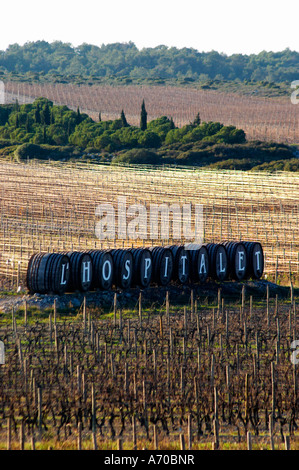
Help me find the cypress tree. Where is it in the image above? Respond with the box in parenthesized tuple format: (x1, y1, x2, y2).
(140, 100, 147, 131)
(193, 112, 201, 127)
(14, 99, 19, 113)
(120, 109, 128, 127)
(76, 107, 81, 125)
(67, 120, 73, 138)
(42, 102, 51, 125)
(35, 105, 41, 124)
(43, 125, 47, 143)
(0, 107, 9, 126)
(25, 115, 30, 133)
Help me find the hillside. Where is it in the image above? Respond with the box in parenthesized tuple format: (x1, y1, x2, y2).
(1, 41, 298, 87)
(3, 82, 299, 147)
(0, 97, 297, 171)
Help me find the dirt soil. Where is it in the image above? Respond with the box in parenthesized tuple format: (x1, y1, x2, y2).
(0, 280, 296, 314)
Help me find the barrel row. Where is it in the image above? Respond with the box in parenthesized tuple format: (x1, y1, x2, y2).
(26, 241, 264, 295)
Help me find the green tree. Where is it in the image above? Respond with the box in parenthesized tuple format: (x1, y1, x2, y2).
(148, 116, 176, 141)
(42, 102, 51, 125)
(138, 130, 161, 148)
(0, 106, 11, 126)
(192, 112, 201, 127)
(14, 99, 20, 113)
(35, 105, 41, 124)
(212, 125, 246, 144)
(43, 125, 47, 143)
(120, 109, 128, 127)
(140, 100, 147, 131)
(76, 107, 81, 125)
(25, 115, 30, 133)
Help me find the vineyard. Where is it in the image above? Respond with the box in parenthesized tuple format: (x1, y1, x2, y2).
(0, 160, 298, 290)
(0, 289, 298, 450)
(0, 156, 298, 451)
(1, 36, 299, 455)
(3, 81, 299, 145)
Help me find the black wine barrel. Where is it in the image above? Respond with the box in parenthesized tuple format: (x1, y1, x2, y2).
(205, 243, 228, 281)
(148, 246, 173, 286)
(188, 244, 209, 283)
(243, 241, 264, 279)
(26, 252, 70, 295)
(165, 245, 190, 284)
(222, 241, 247, 280)
(66, 251, 93, 292)
(87, 249, 114, 290)
(128, 248, 152, 288)
(48, 253, 70, 294)
(110, 249, 133, 289)
(26, 252, 44, 294)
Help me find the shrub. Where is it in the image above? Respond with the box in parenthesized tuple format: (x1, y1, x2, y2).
(111, 148, 161, 165)
(14, 143, 80, 161)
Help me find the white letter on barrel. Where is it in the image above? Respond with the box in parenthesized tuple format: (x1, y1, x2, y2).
(102, 260, 112, 281)
(255, 251, 261, 271)
(123, 259, 131, 280)
(60, 263, 69, 285)
(199, 254, 207, 273)
(164, 256, 169, 278)
(238, 251, 245, 271)
(181, 255, 187, 276)
(219, 252, 226, 273)
(82, 261, 91, 283)
(144, 257, 151, 279)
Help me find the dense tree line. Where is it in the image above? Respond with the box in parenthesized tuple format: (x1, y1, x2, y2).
(0, 97, 246, 152)
(0, 98, 90, 146)
(0, 41, 298, 83)
(0, 97, 296, 171)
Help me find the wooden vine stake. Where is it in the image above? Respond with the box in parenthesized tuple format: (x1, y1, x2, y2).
(179, 434, 185, 450)
(187, 413, 192, 450)
(77, 422, 82, 450)
(166, 291, 170, 324)
(132, 415, 137, 450)
(139, 292, 142, 326)
(269, 413, 275, 450)
(247, 431, 252, 450)
(7, 417, 11, 450)
(213, 386, 219, 450)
